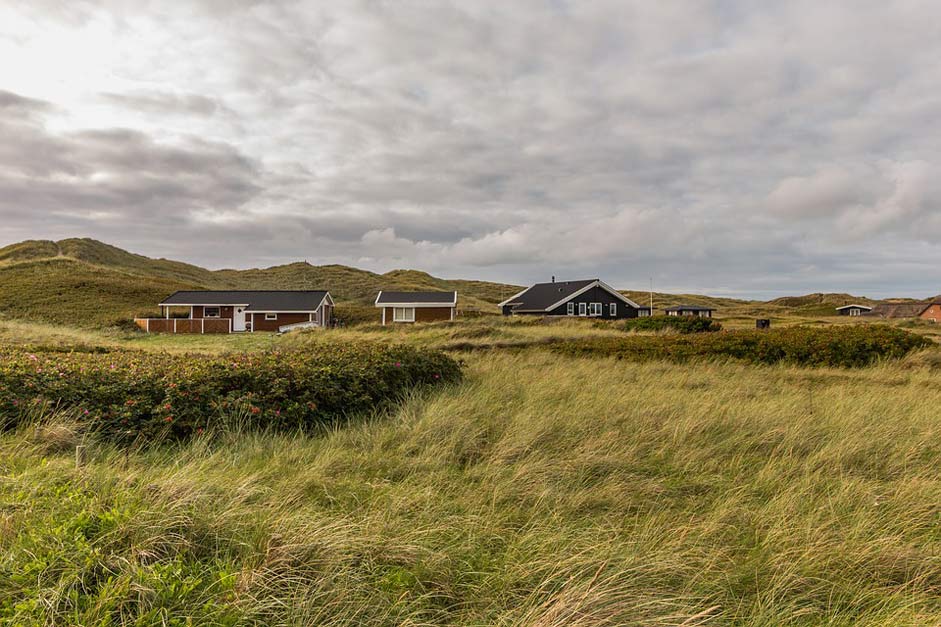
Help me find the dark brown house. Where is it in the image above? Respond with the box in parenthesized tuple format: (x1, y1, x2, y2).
(499, 278, 647, 319)
(375, 291, 457, 325)
(136, 290, 334, 333)
(664, 305, 715, 318)
(835, 304, 873, 316)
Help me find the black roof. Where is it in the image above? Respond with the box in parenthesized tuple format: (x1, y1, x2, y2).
(160, 290, 329, 311)
(663, 305, 715, 312)
(501, 279, 599, 311)
(375, 291, 457, 305)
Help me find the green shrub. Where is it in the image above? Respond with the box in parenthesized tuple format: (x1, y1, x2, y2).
(0, 341, 461, 440)
(551, 325, 931, 367)
(622, 316, 722, 333)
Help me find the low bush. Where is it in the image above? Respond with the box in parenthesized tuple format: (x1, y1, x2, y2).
(622, 316, 722, 333)
(551, 325, 931, 367)
(0, 340, 461, 440)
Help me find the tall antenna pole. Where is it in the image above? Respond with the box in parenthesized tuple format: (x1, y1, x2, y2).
(649, 277, 653, 316)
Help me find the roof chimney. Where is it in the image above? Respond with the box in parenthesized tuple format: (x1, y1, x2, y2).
(551, 275, 555, 283)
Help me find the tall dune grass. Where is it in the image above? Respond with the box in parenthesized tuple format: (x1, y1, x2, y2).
(3, 352, 941, 624)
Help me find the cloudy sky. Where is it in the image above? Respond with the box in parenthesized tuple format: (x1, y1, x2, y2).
(1, 1, 940, 297)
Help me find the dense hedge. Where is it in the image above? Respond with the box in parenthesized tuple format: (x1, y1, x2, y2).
(0, 341, 461, 439)
(551, 325, 931, 367)
(622, 316, 722, 333)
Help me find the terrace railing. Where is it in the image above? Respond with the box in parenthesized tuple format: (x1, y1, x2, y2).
(134, 318, 232, 334)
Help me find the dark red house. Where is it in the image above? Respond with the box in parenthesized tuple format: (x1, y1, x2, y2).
(136, 290, 334, 333)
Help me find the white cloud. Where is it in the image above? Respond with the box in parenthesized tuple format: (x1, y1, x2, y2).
(1, 1, 941, 297)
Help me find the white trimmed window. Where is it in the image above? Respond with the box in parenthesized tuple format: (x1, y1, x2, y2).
(393, 307, 415, 322)
(265, 313, 278, 321)
(567, 302, 575, 316)
(205, 307, 220, 318)
(638, 309, 651, 317)
(578, 302, 587, 316)
(609, 303, 617, 316)
(589, 303, 602, 316)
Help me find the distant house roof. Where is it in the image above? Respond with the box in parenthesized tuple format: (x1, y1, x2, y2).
(498, 279, 640, 312)
(835, 304, 873, 311)
(375, 291, 457, 307)
(160, 290, 331, 312)
(866, 302, 930, 318)
(664, 305, 715, 312)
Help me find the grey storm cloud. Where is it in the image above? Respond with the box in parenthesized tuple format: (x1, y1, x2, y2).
(1, 1, 941, 297)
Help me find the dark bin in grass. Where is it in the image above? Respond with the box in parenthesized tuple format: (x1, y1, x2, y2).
(756, 319, 771, 330)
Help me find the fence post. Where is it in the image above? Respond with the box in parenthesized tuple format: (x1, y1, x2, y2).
(75, 444, 87, 467)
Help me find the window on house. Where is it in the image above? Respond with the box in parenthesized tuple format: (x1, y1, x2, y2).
(567, 302, 575, 316)
(205, 307, 220, 318)
(638, 309, 650, 317)
(393, 307, 415, 322)
(578, 302, 587, 316)
(265, 313, 278, 321)
(609, 303, 617, 316)
(589, 303, 602, 316)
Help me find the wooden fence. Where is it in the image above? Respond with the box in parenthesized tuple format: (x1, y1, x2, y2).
(134, 318, 232, 334)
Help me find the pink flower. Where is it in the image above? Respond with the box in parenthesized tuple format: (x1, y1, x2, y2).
(165, 416, 173, 422)
(394, 362, 402, 367)
(433, 374, 440, 379)
(27, 354, 38, 361)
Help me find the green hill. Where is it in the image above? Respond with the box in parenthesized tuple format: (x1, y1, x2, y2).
(0, 239, 520, 327)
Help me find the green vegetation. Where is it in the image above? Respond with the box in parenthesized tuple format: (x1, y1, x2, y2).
(622, 315, 722, 333)
(0, 341, 460, 440)
(6, 239, 941, 624)
(552, 325, 931, 367)
(4, 352, 941, 625)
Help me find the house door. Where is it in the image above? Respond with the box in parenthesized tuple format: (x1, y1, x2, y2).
(233, 307, 247, 332)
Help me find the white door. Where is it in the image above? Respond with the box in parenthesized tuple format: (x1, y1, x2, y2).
(233, 307, 246, 332)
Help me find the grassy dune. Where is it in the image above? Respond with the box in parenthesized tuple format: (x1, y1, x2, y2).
(4, 351, 941, 625)
(0, 239, 517, 328)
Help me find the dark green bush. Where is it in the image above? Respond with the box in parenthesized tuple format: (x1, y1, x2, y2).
(551, 325, 931, 368)
(622, 316, 722, 333)
(0, 341, 461, 440)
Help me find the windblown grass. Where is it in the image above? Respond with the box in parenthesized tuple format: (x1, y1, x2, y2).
(3, 352, 941, 625)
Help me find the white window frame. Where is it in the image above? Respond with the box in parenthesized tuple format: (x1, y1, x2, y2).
(578, 302, 587, 316)
(567, 302, 575, 316)
(204, 307, 221, 318)
(638, 309, 651, 317)
(265, 313, 278, 321)
(589, 303, 602, 316)
(393, 307, 415, 322)
(609, 303, 617, 316)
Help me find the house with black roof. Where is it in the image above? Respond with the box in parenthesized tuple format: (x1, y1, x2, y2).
(664, 305, 715, 318)
(136, 290, 334, 333)
(835, 304, 873, 317)
(375, 291, 458, 325)
(498, 278, 648, 319)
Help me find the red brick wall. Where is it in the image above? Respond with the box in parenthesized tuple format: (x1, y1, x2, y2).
(920, 304, 941, 322)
